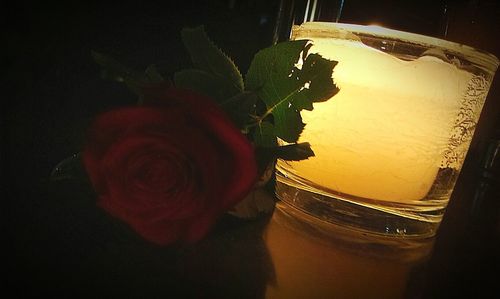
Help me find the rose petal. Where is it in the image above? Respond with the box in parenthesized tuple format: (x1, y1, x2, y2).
(101, 133, 219, 210)
(160, 88, 258, 207)
(131, 218, 183, 246)
(85, 106, 187, 157)
(83, 87, 259, 246)
(184, 210, 218, 243)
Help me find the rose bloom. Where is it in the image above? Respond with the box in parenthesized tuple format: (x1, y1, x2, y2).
(83, 86, 257, 246)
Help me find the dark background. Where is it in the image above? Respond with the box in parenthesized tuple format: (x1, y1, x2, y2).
(5, 0, 499, 297)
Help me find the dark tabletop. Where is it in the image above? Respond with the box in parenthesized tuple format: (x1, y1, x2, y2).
(6, 1, 499, 298)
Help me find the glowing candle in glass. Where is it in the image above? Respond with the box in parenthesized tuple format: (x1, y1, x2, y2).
(275, 22, 498, 237)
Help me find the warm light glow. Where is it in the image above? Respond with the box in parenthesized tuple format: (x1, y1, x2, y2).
(264, 204, 433, 298)
(281, 22, 491, 203)
(367, 23, 384, 29)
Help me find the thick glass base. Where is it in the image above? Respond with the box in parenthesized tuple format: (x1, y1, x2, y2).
(273, 201, 436, 263)
(275, 176, 444, 239)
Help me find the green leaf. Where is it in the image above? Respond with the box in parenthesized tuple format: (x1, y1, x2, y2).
(255, 142, 314, 165)
(254, 142, 314, 177)
(245, 40, 338, 143)
(274, 142, 315, 161)
(50, 153, 84, 181)
(299, 53, 339, 106)
(175, 70, 257, 127)
(174, 69, 228, 101)
(180, 26, 243, 96)
(246, 40, 308, 93)
(252, 121, 278, 147)
(219, 91, 258, 128)
(91, 50, 157, 105)
(91, 51, 146, 95)
(144, 64, 164, 83)
(272, 108, 304, 143)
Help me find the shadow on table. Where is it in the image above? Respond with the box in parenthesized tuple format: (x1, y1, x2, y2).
(10, 156, 437, 298)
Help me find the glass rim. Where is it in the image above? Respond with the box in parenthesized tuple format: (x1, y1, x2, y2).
(293, 22, 499, 72)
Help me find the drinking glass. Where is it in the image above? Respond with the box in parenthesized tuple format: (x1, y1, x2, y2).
(275, 22, 499, 237)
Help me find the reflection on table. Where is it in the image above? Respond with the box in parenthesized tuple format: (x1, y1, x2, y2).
(264, 202, 435, 299)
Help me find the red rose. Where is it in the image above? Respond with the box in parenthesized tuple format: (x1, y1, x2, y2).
(82, 87, 257, 246)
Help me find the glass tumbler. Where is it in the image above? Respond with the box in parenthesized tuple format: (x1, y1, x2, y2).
(275, 22, 499, 238)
